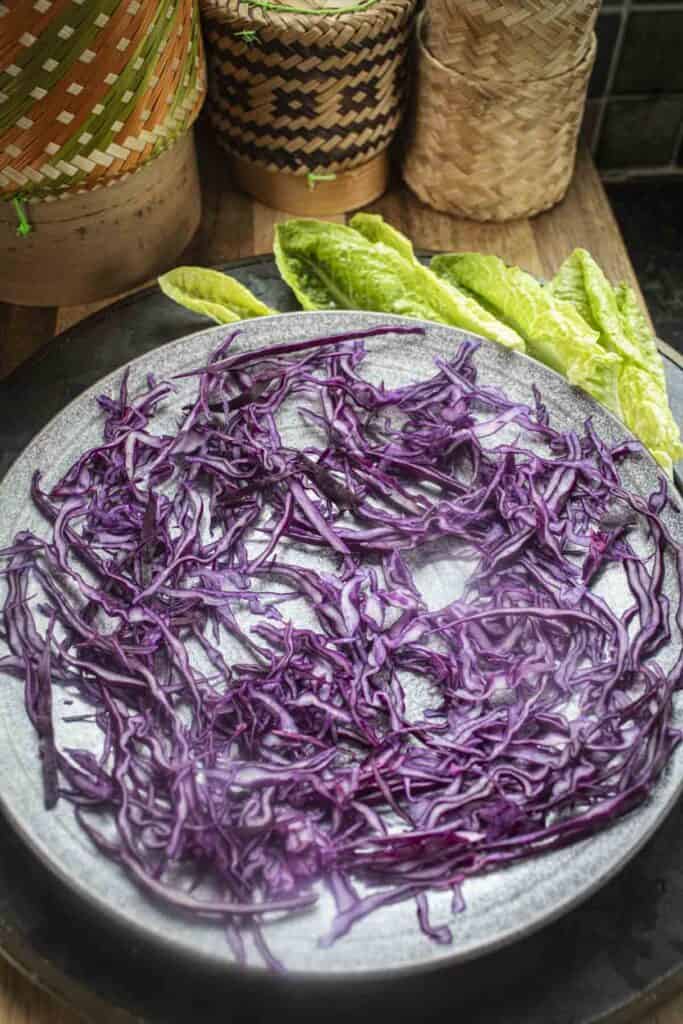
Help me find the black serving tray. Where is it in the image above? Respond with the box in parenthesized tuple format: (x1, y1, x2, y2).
(1, 256, 682, 1024)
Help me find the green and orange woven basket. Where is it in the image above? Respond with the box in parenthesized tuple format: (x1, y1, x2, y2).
(0, 0, 206, 306)
(0, 0, 205, 202)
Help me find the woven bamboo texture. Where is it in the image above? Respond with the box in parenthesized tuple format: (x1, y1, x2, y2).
(0, 0, 206, 202)
(200, 0, 415, 176)
(423, 0, 599, 81)
(403, 14, 596, 222)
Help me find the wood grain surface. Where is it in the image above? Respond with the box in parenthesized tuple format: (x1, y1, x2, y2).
(0, 129, 679, 1024)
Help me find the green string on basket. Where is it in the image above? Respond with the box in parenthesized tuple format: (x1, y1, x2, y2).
(11, 196, 32, 238)
(307, 172, 337, 189)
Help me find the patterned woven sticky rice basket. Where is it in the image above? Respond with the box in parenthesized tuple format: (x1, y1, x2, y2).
(423, 0, 599, 81)
(200, 0, 415, 213)
(0, 0, 206, 202)
(0, 0, 206, 307)
(402, 13, 596, 222)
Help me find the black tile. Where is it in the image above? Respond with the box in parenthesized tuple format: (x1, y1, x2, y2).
(588, 13, 621, 99)
(614, 11, 683, 94)
(606, 179, 683, 355)
(581, 98, 603, 151)
(596, 96, 683, 168)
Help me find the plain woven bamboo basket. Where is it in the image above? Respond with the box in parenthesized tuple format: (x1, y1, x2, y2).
(402, 14, 596, 222)
(0, 0, 206, 305)
(200, 0, 415, 214)
(423, 0, 600, 81)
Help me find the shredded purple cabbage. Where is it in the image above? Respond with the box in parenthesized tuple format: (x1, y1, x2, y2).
(1, 323, 681, 966)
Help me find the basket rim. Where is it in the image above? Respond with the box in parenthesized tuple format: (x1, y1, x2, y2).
(416, 10, 597, 88)
(201, 0, 413, 29)
(204, 0, 384, 15)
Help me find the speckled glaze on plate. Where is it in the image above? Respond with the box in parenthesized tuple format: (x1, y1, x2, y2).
(0, 311, 681, 978)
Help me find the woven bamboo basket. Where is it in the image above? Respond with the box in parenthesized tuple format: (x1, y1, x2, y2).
(423, 0, 599, 81)
(402, 14, 596, 222)
(200, 0, 415, 214)
(0, 0, 206, 305)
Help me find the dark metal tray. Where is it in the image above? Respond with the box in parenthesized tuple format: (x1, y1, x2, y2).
(0, 256, 682, 1024)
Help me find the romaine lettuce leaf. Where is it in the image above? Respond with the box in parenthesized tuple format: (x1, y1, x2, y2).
(275, 218, 526, 351)
(275, 219, 445, 319)
(566, 346, 624, 420)
(349, 213, 525, 351)
(547, 250, 594, 327)
(614, 281, 666, 386)
(349, 212, 416, 264)
(431, 253, 599, 369)
(550, 249, 657, 374)
(158, 267, 274, 324)
(551, 251, 681, 470)
(619, 364, 683, 475)
(431, 252, 623, 416)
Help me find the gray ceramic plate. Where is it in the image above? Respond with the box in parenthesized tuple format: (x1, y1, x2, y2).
(0, 311, 681, 977)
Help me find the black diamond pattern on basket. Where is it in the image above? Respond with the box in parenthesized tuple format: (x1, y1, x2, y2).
(339, 80, 379, 115)
(202, 0, 415, 179)
(211, 69, 251, 111)
(272, 88, 318, 120)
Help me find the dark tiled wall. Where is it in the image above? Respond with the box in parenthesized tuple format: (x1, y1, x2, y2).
(586, 2, 683, 177)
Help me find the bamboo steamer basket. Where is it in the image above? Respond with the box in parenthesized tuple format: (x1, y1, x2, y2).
(0, 132, 200, 307)
(423, 0, 600, 81)
(0, 0, 206, 306)
(402, 14, 596, 222)
(200, 0, 415, 214)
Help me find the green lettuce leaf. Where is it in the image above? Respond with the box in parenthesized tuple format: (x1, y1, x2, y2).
(350, 212, 528, 352)
(431, 252, 623, 416)
(551, 250, 681, 470)
(348, 212, 416, 264)
(275, 219, 441, 317)
(550, 249, 657, 374)
(274, 219, 526, 352)
(566, 346, 624, 421)
(619, 364, 683, 475)
(614, 281, 666, 386)
(158, 267, 274, 324)
(349, 213, 525, 351)
(547, 250, 594, 326)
